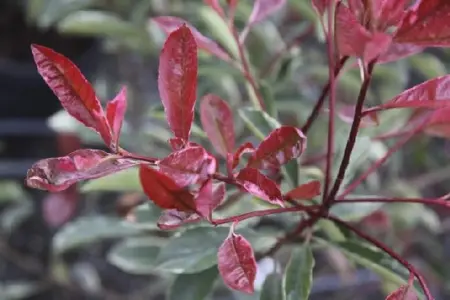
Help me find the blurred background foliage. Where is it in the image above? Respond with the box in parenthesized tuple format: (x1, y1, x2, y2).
(1, 0, 450, 299)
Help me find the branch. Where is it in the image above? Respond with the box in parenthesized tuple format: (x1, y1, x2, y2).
(327, 215, 434, 300)
(336, 196, 450, 208)
(301, 56, 349, 134)
(326, 60, 376, 205)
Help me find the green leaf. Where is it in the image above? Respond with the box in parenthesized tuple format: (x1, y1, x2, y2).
(199, 6, 239, 59)
(124, 203, 162, 231)
(0, 201, 33, 233)
(169, 266, 219, 300)
(81, 167, 142, 192)
(239, 107, 281, 139)
(108, 237, 161, 275)
(0, 281, 41, 299)
(283, 244, 314, 300)
(316, 238, 425, 299)
(155, 227, 274, 274)
(36, 0, 99, 28)
(330, 199, 384, 222)
(260, 273, 283, 300)
(259, 80, 277, 117)
(0, 181, 28, 203)
(410, 53, 447, 78)
(53, 216, 140, 254)
(317, 219, 346, 242)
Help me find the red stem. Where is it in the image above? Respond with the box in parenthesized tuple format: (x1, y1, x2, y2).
(336, 197, 450, 208)
(326, 60, 376, 205)
(327, 215, 434, 300)
(338, 116, 430, 199)
(323, 0, 338, 201)
(301, 56, 349, 134)
(260, 24, 314, 78)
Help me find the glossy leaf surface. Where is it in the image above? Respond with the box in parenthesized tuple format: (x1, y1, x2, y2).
(218, 229, 257, 294)
(26, 149, 139, 192)
(159, 146, 216, 187)
(236, 168, 283, 206)
(106, 86, 127, 151)
(139, 165, 196, 211)
(195, 180, 226, 220)
(247, 126, 306, 170)
(200, 94, 235, 157)
(158, 25, 198, 141)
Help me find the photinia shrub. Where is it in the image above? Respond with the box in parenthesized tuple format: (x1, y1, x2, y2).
(25, 0, 450, 299)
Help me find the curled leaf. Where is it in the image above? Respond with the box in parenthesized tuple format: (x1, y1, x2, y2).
(31, 44, 112, 147)
(139, 165, 196, 211)
(218, 227, 257, 294)
(158, 24, 198, 141)
(247, 126, 306, 170)
(200, 94, 235, 157)
(26, 149, 139, 192)
(236, 168, 283, 206)
(231, 142, 254, 170)
(159, 147, 217, 187)
(106, 86, 127, 151)
(152, 16, 230, 61)
(196, 181, 226, 220)
(157, 209, 201, 230)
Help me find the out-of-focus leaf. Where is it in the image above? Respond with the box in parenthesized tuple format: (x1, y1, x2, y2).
(260, 273, 283, 300)
(285, 181, 321, 200)
(259, 81, 277, 117)
(378, 43, 424, 64)
(0, 181, 28, 203)
(158, 25, 198, 141)
(107, 237, 161, 275)
(283, 244, 314, 300)
(410, 54, 447, 78)
(36, 0, 100, 28)
(53, 216, 140, 254)
(331, 199, 384, 222)
(247, 0, 287, 27)
(157, 209, 201, 230)
(239, 107, 281, 139)
(169, 266, 219, 300)
(385, 284, 417, 300)
(26, 149, 140, 192)
(42, 192, 77, 228)
(0, 281, 41, 299)
(218, 227, 257, 294)
(124, 203, 162, 231)
(0, 201, 34, 233)
(81, 167, 141, 192)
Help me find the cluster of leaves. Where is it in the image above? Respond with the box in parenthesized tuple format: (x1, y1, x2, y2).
(24, 0, 450, 299)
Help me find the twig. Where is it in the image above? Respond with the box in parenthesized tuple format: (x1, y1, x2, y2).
(327, 215, 434, 300)
(335, 196, 450, 208)
(326, 60, 376, 206)
(301, 56, 349, 134)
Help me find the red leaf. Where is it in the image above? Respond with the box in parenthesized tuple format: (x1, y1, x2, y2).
(26, 149, 139, 192)
(395, 0, 450, 47)
(106, 86, 127, 151)
(157, 209, 201, 230)
(285, 180, 321, 200)
(42, 191, 77, 228)
(200, 94, 235, 157)
(196, 181, 226, 220)
(31, 44, 112, 147)
(159, 146, 217, 187)
(385, 285, 417, 300)
(169, 137, 187, 151)
(152, 16, 230, 61)
(158, 24, 198, 141)
(419, 107, 450, 138)
(363, 32, 392, 62)
(377, 42, 424, 64)
(373, 75, 450, 112)
(335, 2, 372, 58)
(139, 165, 196, 211)
(247, 0, 286, 26)
(375, 0, 408, 30)
(312, 0, 330, 16)
(247, 126, 306, 169)
(217, 228, 257, 294)
(231, 142, 254, 170)
(236, 168, 283, 206)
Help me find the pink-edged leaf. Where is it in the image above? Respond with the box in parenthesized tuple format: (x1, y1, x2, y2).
(158, 24, 198, 141)
(31, 44, 112, 146)
(360, 210, 390, 230)
(385, 285, 417, 300)
(42, 191, 77, 228)
(26, 149, 139, 192)
(377, 42, 424, 64)
(336, 105, 379, 128)
(139, 165, 196, 211)
(169, 137, 187, 151)
(152, 16, 230, 61)
(106, 86, 127, 151)
(285, 180, 321, 200)
(335, 2, 372, 58)
(247, 0, 286, 26)
(394, 0, 450, 47)
(204, 0, 226, 17)
(196, 180, 226, 220)
(231, 142, 254, 170)
(418, 107, 450, 138)
(217, 228, 257, 294)
(373, 75, 450, 112)
(347, 0, 364, 20)
(236, 167, 283, 206)
(312, 0, 330, 17)
(247, 126, 306, 169)
(200, 94, 235, 157)
(363, 32, 392, 62)
(159, 146, 217, 187)
(375, 0, 408, 30)
(157, 209, 201, 230)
